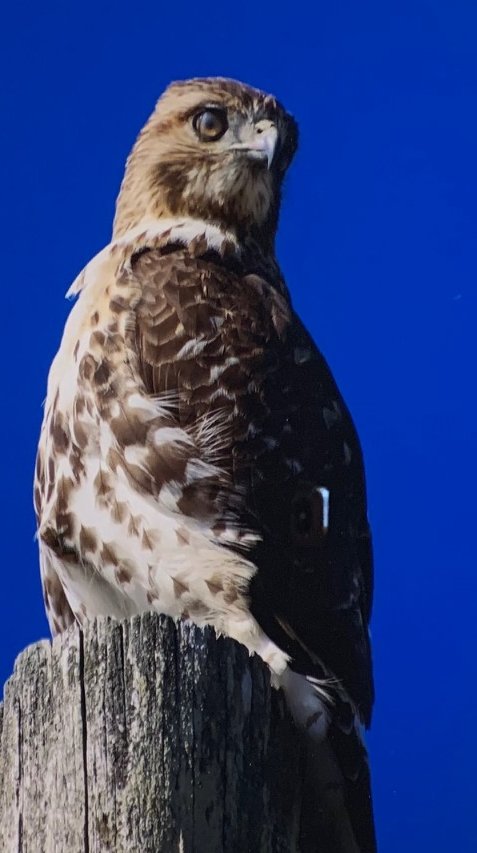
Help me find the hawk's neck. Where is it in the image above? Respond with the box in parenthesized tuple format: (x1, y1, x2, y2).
(68, 216, 285, 299)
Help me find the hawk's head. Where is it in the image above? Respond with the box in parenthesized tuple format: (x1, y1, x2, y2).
(113, 78, 298, 250)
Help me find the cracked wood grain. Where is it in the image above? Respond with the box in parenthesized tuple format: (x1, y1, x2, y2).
(0, 614, 305, 853)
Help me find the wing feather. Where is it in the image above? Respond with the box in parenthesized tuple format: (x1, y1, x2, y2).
(132, 246, 373, 721)
(131, 244, 376, 851)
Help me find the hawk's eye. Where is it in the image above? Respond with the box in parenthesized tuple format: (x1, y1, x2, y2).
(193, 109, 228, 142)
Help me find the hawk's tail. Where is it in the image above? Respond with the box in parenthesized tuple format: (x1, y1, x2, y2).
(281, 668, 377, 853)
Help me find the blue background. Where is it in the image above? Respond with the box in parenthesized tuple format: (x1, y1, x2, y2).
(1, 2, 475, 850)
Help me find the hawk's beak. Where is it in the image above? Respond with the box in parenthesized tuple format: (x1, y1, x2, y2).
(231, 121, 278, 169)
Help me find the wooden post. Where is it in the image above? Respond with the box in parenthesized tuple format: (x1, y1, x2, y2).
(0, 613, 308, 852)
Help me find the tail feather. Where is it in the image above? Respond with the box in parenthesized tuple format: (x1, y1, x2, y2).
(280, 667, 377, 853)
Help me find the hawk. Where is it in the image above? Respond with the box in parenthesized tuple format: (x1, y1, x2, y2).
(35, 78, 376, 852)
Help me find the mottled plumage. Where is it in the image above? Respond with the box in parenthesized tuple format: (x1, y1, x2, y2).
(35, 78, 376, 852)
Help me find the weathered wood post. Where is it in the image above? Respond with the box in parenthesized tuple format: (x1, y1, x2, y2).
(0, 613, 310, 852)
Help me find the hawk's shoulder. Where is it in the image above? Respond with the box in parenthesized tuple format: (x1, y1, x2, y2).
(128, 244, 292, 410)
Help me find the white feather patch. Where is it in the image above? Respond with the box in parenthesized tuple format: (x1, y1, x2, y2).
(316, 486, 330, 530)
(65, 217, 240, 298)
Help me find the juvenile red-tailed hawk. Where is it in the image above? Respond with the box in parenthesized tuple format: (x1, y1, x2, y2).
(34, 78, 376, 852)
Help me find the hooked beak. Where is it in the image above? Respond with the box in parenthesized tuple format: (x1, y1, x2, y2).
(231, 121, 278, 169)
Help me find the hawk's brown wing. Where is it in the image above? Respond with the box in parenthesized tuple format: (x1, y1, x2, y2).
(132, 245, 376, 853)
(132, 244, 373, 720)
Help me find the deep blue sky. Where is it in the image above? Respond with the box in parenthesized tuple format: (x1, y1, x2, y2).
(1, 2, 476, 850)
